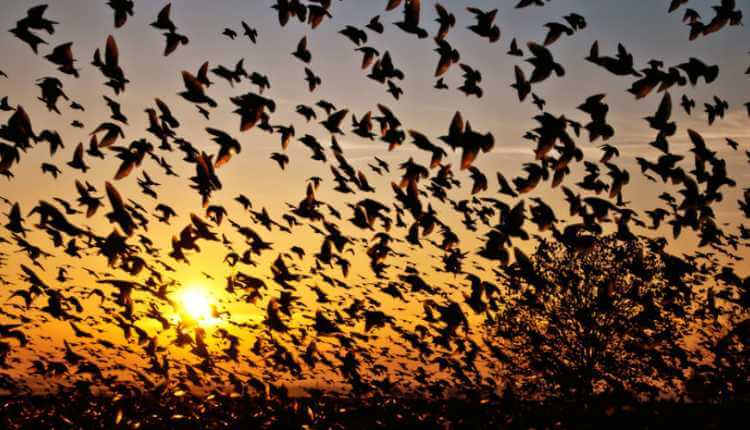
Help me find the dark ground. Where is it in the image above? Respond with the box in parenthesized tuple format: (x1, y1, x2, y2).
(0, 390, 746, 429)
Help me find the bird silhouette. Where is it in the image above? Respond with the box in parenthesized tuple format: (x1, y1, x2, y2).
(241, 21, 258, 43)
(9, 5, 57, 54)
(395, 0, 429, 39)
(45, 42, 79, 78)
(526, 42, 565, 83)
(92, 35, 128, 94)
(367, 15, 384, 34)
(467, 7, 500, 42)
(508, 38, 523, 56)
(206, 128, 241, 168)
(434, 38, 460, 77)
(586, 41, 640, 76)
(179, 70, 217, 107)
(293, 36, 312, 63)
(107, 0, 134, 28)
(434, 4, 456, 40)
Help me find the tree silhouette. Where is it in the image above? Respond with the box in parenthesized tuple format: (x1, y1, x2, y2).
(488, 235, 698, 403)
(689, 266, 750, 403)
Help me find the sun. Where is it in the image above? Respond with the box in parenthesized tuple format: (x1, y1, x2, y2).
(177, 284, 219, 326)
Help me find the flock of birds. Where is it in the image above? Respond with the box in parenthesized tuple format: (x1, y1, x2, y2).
(0, 0, 748, 404)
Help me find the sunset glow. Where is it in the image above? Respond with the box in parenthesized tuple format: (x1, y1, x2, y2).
(177, 284, 218, 326)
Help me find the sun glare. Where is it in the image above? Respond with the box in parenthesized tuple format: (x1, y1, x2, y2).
(177, 284, 219, 326)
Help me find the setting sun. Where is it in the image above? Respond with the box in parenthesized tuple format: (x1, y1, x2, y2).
(177, 284, 219, 326)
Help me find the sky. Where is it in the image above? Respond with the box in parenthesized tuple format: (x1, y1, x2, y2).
(0, 0, 748, 394)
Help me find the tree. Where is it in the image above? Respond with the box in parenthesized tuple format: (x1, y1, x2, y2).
(487, 234, 698, 402)
(688, 266, 750, 403)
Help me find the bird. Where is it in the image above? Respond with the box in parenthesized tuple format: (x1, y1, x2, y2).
(467, 7, 500, 42)
(508, 38, 523, 56)
(44, 42, 79, 78)
(564, 13, 587, 31)
(304, 68, 322, 92)
(681, 94, 696, 114)
(366, 15, 384, 34)
(339, 26, 367, 46)
(434, 3, 456, 40)
(645, 92, 676, 136)
(296, 104, 317, 122)
(271, 0, 307, 27)
(526, 42, 565, 83)
(206, 128, 241, 168)
(150, 4, 188, 55)
(271, 152, 289, 169)
(321, 109, 348, 135)
(293, 36, 312, 63)
(458, 64, 483, 98)
(678, 58, 719, 85)
(356, 46, 380, 70)
(531, 93, 545, 110)
(151, 3, 177, 33)
(230, 92, 276, 131)
(103, 96, 128, 124)
(163, 30, 189, 56)
(0, 97, 13, 112)
(586, 41, 640, 76)
(9, 5, 57, 54)
(36, 77, 68, 114)
(86, 136, 105, 159)
(211, 59, 247, 87)
(90, 122, 124, 148)
(38, 130, 64, 155)
(92, 35, 128, 94)
(247, 72, 270, 94)
(511, 66, 531, 102)
(669, 0, 689, 13)
(10, 23, 48, 54)
(179, 70, 217, 107)
(41, 162, 61, 178)
(394, 0, 429, 39)
(241, 21, 258, 43)
(704, 96, 729, 125)
(599, 144, 620, 163)
(543, 22, 573, 46)
(107, 0, 134, 28)
(67, 143, 89, 173)
(434, 38, 460, 77)
(516, 0, 551, 8)
(408, 130, 446, 168)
